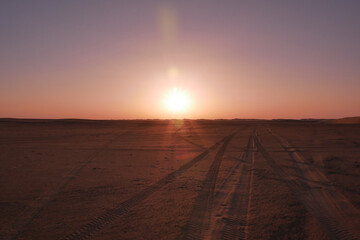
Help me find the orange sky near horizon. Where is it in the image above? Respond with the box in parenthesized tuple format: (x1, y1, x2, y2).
(1, 1, 359, 119)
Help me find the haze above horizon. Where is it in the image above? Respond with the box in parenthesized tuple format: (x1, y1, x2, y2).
(1, 1, 359, 119)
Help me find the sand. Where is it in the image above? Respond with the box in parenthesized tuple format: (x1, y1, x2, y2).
(0, 119, 359, 239)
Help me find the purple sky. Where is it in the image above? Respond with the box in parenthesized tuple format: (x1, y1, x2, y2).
(1, 0, 359, 119)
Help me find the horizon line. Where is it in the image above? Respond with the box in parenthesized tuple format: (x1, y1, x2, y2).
(1, 116, 359, 121)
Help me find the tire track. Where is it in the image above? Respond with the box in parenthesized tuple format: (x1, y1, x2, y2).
(254, 130, 360, 240)
(0, 130, 131, 240)
(253, 133, 301, 190)
(174, 124, 206, 150)
(203, 131, 255, 240)
(172, 123, 205, 149)
(59, 133, 234, 240)
(175, 133, 206, 150)
(218, 132, 255, 240)
(180, 131, 237, 240)
(268, 129, 360, 240)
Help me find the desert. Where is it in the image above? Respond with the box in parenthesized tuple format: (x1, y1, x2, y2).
(1, 1, 360, 239)
(0, 119, 359, 239)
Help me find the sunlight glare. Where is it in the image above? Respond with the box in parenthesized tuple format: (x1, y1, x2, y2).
(164, 88, 190, 113)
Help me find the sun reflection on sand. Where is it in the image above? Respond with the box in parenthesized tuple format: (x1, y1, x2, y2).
(173, 119, 184, 128)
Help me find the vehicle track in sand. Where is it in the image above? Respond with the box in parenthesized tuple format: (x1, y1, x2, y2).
(174, 124, 206, 150)
(0, 130, 131, 240)
(175, 133, 206, 150)
(59, 132, 236, 240)
(210, 132, 255, 240)
(254, 129, 360, 240)
(180, 131, 238, 240)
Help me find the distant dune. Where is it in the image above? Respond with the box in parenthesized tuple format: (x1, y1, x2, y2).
(327, 116, 360, 124)
(1, 117, 360, 124)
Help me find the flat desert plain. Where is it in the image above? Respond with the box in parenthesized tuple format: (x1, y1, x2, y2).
(0, 119, 360, 240)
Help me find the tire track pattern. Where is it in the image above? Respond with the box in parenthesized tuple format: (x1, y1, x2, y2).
(174, 124, 206, 150)
(180, 132, 237, 240)
(175, 133, 206, 150)
(268, 129, 360, 240)
(254, 131, 360, 240)
(219, 133, 255, 240)
(0, 130, 130, 240)
(59, 134, 233, 240)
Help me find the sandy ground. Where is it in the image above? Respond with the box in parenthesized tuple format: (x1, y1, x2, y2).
(0, 119, 359, 239)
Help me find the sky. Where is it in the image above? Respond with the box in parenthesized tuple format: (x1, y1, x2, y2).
(1, 0, 359, 119)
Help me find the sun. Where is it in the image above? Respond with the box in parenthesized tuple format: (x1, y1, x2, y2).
(164, 88, 190, 113)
